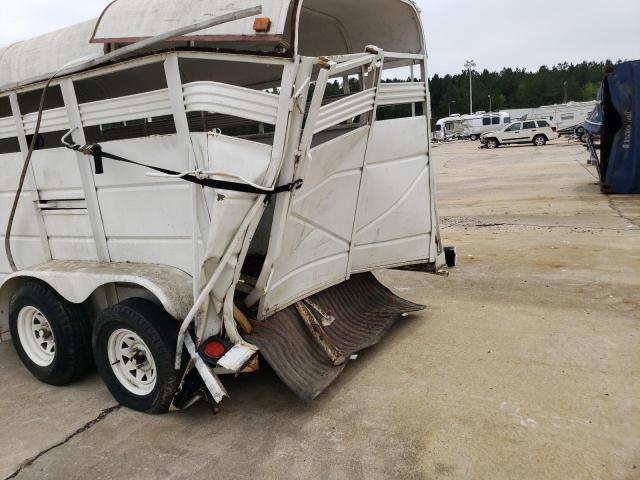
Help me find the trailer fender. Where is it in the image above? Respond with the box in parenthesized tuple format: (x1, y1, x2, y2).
(0, 261, 193, 339)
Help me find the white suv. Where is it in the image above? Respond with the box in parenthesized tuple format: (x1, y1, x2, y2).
(480, 119, 559, 148)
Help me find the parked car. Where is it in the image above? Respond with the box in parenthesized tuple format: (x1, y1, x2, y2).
(480, 119, 559, 148)
(461, 112, 511, 141)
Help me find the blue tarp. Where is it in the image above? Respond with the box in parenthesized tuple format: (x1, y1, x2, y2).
(586, 60, 640, 194)
(584, 85, 603, 135)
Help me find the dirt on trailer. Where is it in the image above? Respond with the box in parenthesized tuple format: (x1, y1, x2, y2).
(0, 139, 638, 480)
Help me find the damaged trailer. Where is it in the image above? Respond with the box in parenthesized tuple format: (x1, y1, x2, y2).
(0, 0, 449, 413)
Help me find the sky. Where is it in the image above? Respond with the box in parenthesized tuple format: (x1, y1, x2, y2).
(0, 0, 638, 77)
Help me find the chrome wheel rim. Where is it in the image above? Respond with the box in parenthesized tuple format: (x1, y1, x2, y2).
(107, 329, 157, 396)
(17, 306, 56, 367)
(535, 137, 544, 146)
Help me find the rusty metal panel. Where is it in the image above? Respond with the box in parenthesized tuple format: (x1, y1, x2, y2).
(246, 272, 424, 401)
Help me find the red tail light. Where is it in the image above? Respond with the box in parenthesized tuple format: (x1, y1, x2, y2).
(199, 336, 232, 365)
(552, 127, 557, 132)
(204, 341, 226, 359)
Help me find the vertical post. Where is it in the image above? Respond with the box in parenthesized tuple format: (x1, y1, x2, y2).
(164, 54, 201, 302)
(61, 79, 118, 306)
(410, 63, 416, 117)
(469, 67, 473, 114)
(60, 80, 111, 263)
(9, 93, 52, 262)
(423, 54, 441, 263)
(465, 60, 476, 115)
(342, 75, 351, 95)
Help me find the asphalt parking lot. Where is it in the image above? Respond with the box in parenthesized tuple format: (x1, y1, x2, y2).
(1, 139, 638, 480)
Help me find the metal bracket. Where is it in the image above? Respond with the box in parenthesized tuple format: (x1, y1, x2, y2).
(295, 301, 345, 366)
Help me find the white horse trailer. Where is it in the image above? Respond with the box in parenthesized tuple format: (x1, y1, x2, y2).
(461, 112, 511, 140)
(0, 0, 448, 412)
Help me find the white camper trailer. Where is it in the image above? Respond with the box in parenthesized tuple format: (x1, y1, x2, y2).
(0, 0, 447, 413)
(434, 114, 466, 141)
(524, 101, 596, 133)
(461, 111, 511, 140)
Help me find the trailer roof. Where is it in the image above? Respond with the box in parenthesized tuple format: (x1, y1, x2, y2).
(0, 20, 104, 92)
(92, 0, 291, 44)
(0, 0, 424, 93)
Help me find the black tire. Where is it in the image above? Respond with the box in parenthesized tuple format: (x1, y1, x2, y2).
(486, 138, 499, 149)
(9, 280, 92, 386)
(92, 298, 179, 413)
(470, 134, 479, 141)
(533, 135, 547, 146)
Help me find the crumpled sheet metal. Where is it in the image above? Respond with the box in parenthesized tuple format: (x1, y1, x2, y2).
(246, 272, 424, 401)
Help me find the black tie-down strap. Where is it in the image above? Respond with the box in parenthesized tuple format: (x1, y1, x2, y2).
(68, 143, 303, 195)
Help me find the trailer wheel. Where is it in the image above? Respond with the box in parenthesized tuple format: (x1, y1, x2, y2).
(9, 281, 92, 385)
(533, 135, 547, 146)
(92, 298, 179, 413)
(470, 134, 479, 141)
(486, 138, 499, 149)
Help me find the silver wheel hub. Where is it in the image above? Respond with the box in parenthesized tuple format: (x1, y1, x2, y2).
(108, 329, 157, 396)
(17, 306, 56, 367)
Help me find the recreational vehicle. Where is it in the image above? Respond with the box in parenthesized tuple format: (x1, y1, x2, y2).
(461, 112, 511, 140)
(524, 101, 596, 133)
(0, 0, 448, 413)
(434, 114, 466, 141)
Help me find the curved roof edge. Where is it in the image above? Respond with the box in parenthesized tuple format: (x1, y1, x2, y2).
(91, 0, 292, 46)
(0, 0, 426, 94)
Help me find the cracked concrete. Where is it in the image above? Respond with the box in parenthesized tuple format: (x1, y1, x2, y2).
(4, 406, 120, 480)
(0, 139, 638, 479)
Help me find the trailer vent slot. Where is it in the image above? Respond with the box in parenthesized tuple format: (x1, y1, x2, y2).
(37, 199, 87, 212)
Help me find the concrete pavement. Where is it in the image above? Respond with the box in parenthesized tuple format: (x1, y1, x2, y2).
(1, 139, 638, 480)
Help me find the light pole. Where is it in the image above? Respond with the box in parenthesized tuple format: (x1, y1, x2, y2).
(448, 100, 455, 116)
(464, 60, 476, 114)
(488, 94, 492, 114)
(563, 81, 568, 103)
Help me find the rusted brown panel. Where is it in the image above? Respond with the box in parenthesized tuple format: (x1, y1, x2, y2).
(246, 273, 424, 401)
(295, 301, 346, 366)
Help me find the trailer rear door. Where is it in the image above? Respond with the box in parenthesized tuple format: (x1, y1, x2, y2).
(259, 54, 434, 317)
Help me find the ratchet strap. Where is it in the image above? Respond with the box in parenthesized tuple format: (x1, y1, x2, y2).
(66, 143, 303, 195)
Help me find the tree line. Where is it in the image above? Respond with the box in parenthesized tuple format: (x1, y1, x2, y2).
(318, 60, 613, 126)
(429, 61, 610, 121)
